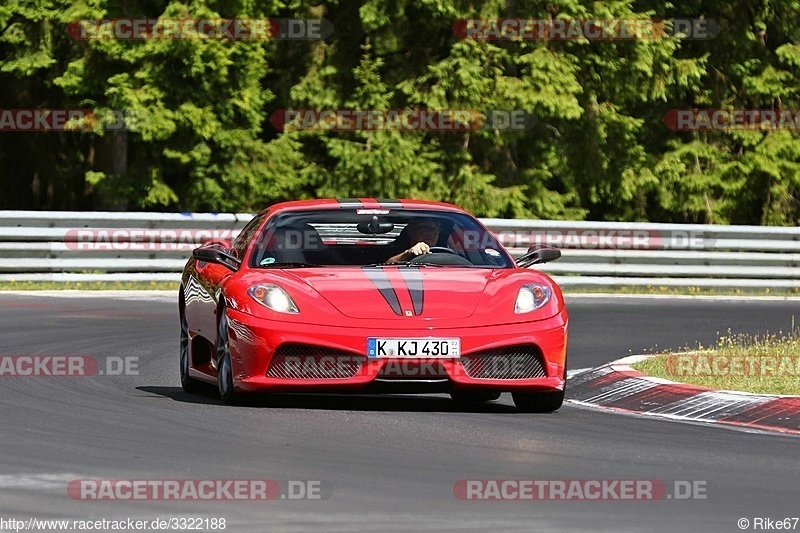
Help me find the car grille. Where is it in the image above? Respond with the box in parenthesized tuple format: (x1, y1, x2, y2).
(459, 345, 547, 380)
(267, 344, 364, 379)
(377, 360, 448, 378)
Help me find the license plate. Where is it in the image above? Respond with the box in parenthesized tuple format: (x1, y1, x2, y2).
(367, 338, 460, 358)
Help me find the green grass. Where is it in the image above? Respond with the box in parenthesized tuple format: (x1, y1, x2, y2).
(562, 284, 800, 297)
(632, 324, 800, 395)
(0, 280, 179, 291)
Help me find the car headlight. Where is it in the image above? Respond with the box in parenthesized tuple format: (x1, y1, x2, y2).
(515, 284, 551, 314)
(248, 284, 299, 314)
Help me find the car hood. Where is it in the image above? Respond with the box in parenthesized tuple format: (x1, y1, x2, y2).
(286, 267, 493, 319)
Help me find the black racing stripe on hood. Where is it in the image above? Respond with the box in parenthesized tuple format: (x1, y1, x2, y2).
(399, 268, 423, 316)
(377, 198, 403, 208)
(362, 267, 402, 316)
(336, 198, 363, 208)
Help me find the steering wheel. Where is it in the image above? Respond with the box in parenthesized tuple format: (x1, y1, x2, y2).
(427, 246, 457, 255)
(409, 247, 473, 266)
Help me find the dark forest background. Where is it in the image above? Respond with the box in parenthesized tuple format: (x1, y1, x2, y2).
(1, 0, 799, 224)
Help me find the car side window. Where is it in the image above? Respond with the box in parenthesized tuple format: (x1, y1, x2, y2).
(232, 214, 266, 259)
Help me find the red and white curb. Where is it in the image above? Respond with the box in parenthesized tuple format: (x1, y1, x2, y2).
(567, 355, 800, 435)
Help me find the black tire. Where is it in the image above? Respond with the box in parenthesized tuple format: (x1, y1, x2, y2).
(179, 290, 203, 393)
(450, 391, 502, 403)
(512, 390, 564, 413)
(513, 354, 568, 413)
(216, 305, 241, 405)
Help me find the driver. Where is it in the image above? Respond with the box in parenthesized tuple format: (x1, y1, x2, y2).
(387, 218, 441, 264)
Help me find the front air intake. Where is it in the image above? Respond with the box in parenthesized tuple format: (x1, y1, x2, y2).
(267, 344, 365, 379)
(459, 345, 547, 380)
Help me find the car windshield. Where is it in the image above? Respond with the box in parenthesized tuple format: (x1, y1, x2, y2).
(248, 208, 513, 268)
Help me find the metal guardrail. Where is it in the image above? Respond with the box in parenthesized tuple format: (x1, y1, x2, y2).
(0, 211, 798, 288)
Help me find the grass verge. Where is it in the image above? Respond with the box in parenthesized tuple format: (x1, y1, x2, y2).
(632, 325, 800, 395)
(0, 280, 179, 291)
(562, 285, 800, 297)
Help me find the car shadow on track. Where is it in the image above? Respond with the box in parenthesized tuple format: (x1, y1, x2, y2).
(136, 386, 522, 413)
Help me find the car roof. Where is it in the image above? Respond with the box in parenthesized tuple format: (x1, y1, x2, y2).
(256, 198, 468, 217)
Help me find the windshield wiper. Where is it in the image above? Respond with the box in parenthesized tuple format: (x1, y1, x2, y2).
(260, 261, 320, 268)
(362, 261, 467, 268)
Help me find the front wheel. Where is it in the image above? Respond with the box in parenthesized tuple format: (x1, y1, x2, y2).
(216, 306, 241, 405)
(179, 291, 203, 393)
(513, 356, 567, 413)
(512, 390, 564, 413)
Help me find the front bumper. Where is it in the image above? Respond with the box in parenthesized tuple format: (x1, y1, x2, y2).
(225, 308, 568, 394)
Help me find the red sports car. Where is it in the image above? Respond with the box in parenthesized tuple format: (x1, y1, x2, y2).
(180, 199, 568, 412)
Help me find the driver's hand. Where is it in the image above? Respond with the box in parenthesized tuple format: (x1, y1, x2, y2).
(407, 242, 430, 256)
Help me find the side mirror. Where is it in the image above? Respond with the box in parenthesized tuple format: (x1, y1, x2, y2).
(201, 238, 233, 250)
(193, 247, 241, 271)
(516, 246, 561, 268)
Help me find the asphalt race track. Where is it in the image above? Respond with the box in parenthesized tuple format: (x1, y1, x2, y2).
(0, 291, 798, 532)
